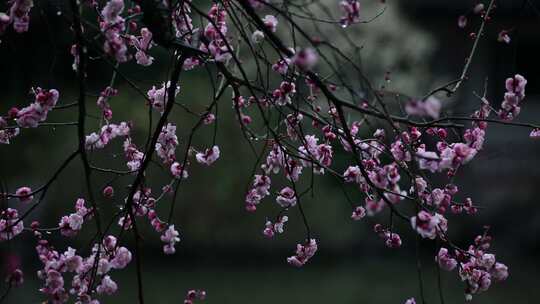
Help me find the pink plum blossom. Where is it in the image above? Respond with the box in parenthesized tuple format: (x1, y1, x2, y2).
(411, 211, 447, 239)
(131, 27, 154, 66)
(351, 206, 366, 220)
(287, 239, 318, 267)
(276, 187, 297, 207)
(339, 0, 361, 27)
(195, 145, 220, 165)
(15, 186, 32, 203)
(262, 15, 278, 32)
(0, 208, 24, 241)
(436, 247, 457, 271)
(161, 225, 181, 255)
(293, 48, 318, 70)
(97, 275, 118, 295)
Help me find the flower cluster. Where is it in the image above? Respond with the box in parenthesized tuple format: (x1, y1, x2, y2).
(0, 0, 34, 35)
(156, 123, 179, 164)
(272, 57, 291, 75)
(364, 196, 385, 216)
(339, 0, 361, 27)
(202, 4, 231, 62)
(287, 239, 318, 267)
(113, 187, 184, 255)
(0, 208, 24, 241)
(184, 289, 206, 304)
(195, 145, 220, 166)
(130, 27, 154, 66)
(245, 174, 272, 212)
(410, 211, 447, 240)
(58, 199, 93, 237)
(272, 81, 296, 106)
(499, 74, 527, 121)
(123, 138, 145, 171)
(436, 247, 457, 271)
(35, 236, 131, 303)
(100, 0, 129, 62)
(173, 1, 202, 70)
(14, 88, 59, 128)
(412, 180, 464, 214)
(415, 115, 487, 175)
(435, 233, 508, 301)
(263, 144, 300, 182)
(171, 161, 189, 179)
(147, 82, 181, 112)
(530, 128, 540, 139)
(263, 216, 289, 238)
(160, 225, 181, 255)
(85, 122, 131, 150)
(342, 141, 406, 207)
(173, 1, 196, 41)
(298, 135, 333, 174)
(374, 224, 402, 248)
(96, 86, 117, 120)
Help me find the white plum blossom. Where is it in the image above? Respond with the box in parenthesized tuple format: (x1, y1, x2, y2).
(251, 30, 265, 43)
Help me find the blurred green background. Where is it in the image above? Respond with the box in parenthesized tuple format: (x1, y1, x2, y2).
(1, 1, 540, 303)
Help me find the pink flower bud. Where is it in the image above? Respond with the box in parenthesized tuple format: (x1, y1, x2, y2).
(102, 186, 114, 198)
